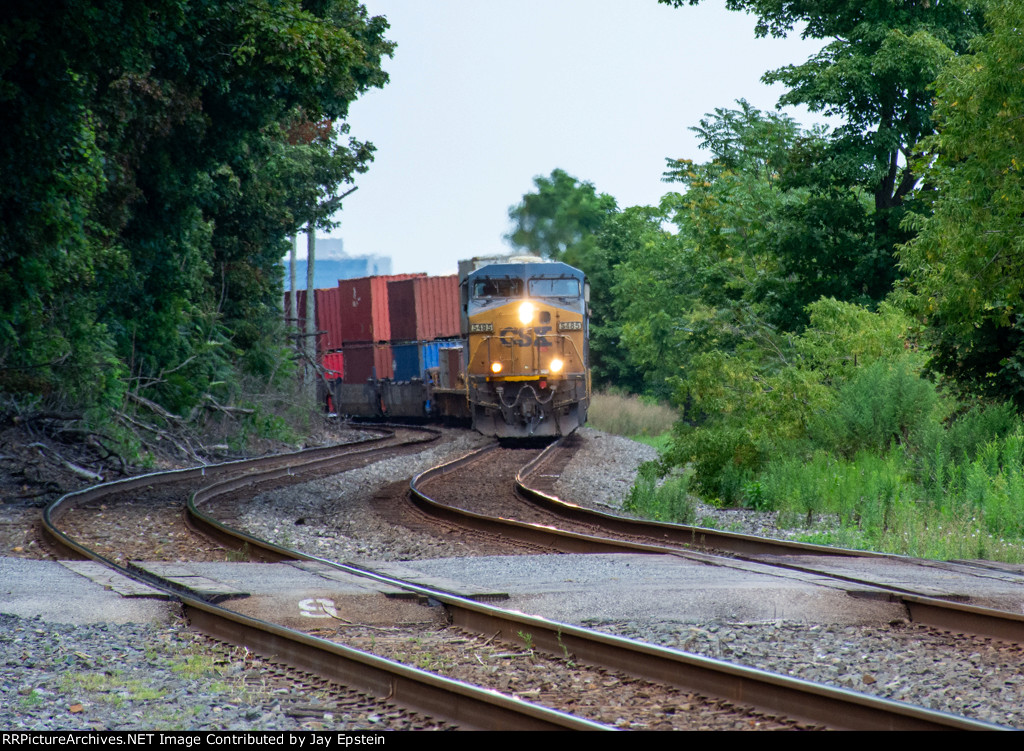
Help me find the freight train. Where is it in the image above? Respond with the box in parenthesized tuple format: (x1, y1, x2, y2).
(295, 256, 590, 438)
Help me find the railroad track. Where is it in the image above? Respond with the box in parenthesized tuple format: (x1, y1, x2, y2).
(40, 428, 1014, 730)
(410, 438, 1024, 645)
(40, 427, 602, 730)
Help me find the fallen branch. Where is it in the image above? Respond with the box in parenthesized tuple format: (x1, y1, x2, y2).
(203, 397, 255, 417)
(115, 411, 203, 464)
(25, 441, 104, 482)
(126, 391, 185, 423)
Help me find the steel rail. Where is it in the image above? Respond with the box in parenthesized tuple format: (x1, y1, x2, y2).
(180, 596, 609, 731)
(292, 559, 1004, 731)
(40, 428, 612, 730)
(181, 453, 1007, 731)
(41, 428, 396, 560)
(518, 438, 883, 558)
(186, 427, 441, 560)
(408, 444, 681, 553)
(41, 429, 1013, 730)
(513, 438, 1024, 644)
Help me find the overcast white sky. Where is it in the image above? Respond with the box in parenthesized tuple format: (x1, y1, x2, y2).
(303, 0, 832, 276)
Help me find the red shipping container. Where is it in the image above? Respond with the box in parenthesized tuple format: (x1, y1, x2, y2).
(338, 273, 425, 344)
(387, 275, 460, 342)
(321, 351, 344, 380)
(315, 287, 343, 353)
(284, 288, 344, 354)
(341, 343, 393, 384)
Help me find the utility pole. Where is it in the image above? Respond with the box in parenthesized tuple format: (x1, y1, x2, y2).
(288, 233, 298, 338)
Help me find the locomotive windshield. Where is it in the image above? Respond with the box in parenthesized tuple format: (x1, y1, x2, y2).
(528, 277, 580, 298)
(472, 278, 523, 298)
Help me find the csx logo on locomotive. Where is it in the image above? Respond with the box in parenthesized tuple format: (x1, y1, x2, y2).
(499, 326, 552, 347)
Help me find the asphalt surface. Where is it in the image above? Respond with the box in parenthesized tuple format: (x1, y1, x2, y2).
(2, 553, 909, 627)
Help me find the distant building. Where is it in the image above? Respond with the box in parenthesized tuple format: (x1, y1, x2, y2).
(282, 238, 392, 289)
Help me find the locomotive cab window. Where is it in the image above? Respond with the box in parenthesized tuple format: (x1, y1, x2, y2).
(473, 278, 523, 299)
(528, 278, 580, 298)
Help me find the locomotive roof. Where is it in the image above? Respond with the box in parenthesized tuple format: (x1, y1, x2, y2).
(466, 260, 584, 282)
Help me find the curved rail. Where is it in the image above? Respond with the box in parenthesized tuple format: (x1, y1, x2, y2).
(512, 438, 1024, 645)
(403, 450, 1007, 730)
(40, 429, 1014, 730)
(41, 428, 397, 561)
(118, 437, 1008, 730)
(407, 437, 1024, 645)
(40, 427, 607, 730)
(186, 427, 441, 560)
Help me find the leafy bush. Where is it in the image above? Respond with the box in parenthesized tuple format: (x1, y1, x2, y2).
(624, 462, 695, 524)
(667, 424, 764, 504)
(812, 359, 940, 457)
(946, 403, 1021, 462)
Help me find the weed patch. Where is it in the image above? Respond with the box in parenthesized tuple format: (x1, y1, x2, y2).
(624, 462, 695, 524)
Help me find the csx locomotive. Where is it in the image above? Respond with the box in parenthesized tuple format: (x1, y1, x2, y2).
(329, 257, 590, 438)
(462, 258, 590, 437)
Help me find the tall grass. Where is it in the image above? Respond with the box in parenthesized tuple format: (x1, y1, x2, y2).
(755, 429, 1024, 562)
(588, 390, 677, 437)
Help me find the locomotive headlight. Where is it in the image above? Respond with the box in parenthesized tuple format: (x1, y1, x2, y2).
(490, 361, 503, 374)
(550, 358, 564, 373)
(518, 301, 535, 324)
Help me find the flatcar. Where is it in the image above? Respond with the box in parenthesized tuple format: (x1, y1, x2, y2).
(327, 257, 590, 438)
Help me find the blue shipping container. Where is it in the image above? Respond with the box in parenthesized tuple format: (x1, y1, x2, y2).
(392, 341, 446, 382)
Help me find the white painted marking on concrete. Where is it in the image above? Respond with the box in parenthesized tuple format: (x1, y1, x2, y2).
(298, 597, 338, 618)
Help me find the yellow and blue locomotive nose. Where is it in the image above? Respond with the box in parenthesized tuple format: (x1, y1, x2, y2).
(463, 260, 590, 437)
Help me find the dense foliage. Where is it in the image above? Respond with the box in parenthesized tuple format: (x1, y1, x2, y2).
(0, 0, 392, 428)
(900, 0, 1024, 407)
(508, 0, 1024, 560)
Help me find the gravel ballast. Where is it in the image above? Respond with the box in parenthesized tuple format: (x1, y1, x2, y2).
(4, 427, 1022, 730)
(0, 613, 443, 731)
(593, 619, 1024, 729)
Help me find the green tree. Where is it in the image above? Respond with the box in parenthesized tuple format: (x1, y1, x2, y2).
(899, 0, 1024, 407)
(0, 0, 393, 418)
(660, 0, 983, 318)
(616, 102, 806, 398)
(590, 207, 665, 390)
(661, 0, 980, 211)
(506, 168, 618, 268)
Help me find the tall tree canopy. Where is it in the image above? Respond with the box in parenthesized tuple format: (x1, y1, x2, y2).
(0, 0, 393, 415)
(659, 0, 984, 318)
(899, 0, 1024, 407)
(615, 102, 807, 397)
(506, 168, 618, 269)
(661, 0, 981, 209)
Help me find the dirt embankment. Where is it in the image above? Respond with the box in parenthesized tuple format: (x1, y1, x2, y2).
(0, 413, 347, 559)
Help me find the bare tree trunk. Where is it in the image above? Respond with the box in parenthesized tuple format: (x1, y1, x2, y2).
(305, 228, 317, 387)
